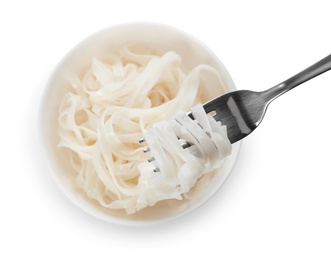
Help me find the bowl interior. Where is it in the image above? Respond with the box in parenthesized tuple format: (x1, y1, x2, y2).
(40, 23, 241, 226)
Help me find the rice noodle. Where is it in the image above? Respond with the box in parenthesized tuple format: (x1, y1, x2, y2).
(143, 104, 231, 196)
(58, 46, 231, 214)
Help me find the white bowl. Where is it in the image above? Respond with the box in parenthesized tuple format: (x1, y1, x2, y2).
(39, 22, 241, 226)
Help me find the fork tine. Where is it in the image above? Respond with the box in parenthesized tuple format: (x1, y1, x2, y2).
(147, 157, 155, 162)
(143, 147, 151, 153)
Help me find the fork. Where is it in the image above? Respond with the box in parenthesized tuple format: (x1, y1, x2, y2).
(187, 53, 331, 144)
(140, 53, 331, 159)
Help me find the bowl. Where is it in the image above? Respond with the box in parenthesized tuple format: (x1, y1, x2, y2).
(39, 22, 241, 226)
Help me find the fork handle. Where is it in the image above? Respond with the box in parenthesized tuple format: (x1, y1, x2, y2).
(263, 53, 331, 102)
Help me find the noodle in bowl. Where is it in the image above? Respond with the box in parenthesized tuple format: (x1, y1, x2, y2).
(39, 23, 241, 226)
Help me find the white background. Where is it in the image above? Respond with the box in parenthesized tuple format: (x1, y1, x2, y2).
(1, 0, 331, 259)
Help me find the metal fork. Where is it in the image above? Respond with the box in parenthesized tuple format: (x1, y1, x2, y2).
(187, 53, 331, 144)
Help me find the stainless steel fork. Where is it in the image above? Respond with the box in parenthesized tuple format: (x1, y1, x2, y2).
(188, 53, 331, 143)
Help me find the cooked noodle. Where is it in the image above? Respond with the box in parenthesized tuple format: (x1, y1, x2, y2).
(58, 46, 230, 214)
